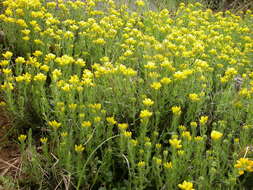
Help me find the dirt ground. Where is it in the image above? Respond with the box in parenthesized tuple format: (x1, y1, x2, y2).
(0, 105, 20, 186)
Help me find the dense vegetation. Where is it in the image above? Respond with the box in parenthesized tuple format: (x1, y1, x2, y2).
(0, 0, 253, 189)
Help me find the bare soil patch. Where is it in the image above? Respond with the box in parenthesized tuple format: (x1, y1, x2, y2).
(0, 105, 20, 180)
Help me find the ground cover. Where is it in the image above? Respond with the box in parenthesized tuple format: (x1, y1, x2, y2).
(0, 0, 253, 189)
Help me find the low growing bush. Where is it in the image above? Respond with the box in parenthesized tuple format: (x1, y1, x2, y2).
(0, 0, 253, 189)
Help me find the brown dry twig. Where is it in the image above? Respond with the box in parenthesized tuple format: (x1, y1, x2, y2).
(0, 158, 22, 176)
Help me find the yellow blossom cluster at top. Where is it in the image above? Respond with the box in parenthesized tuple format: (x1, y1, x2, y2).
(235, 158, 253, 175)
(178, 181, 194, 190)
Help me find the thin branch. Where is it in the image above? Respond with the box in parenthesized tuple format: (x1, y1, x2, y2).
(0, 158, 21, 172)
(77, 135, 120, 190)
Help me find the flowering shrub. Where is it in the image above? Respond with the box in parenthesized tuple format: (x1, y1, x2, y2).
(0, 0, 253, 189)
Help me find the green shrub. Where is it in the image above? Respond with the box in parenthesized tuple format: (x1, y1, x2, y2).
(0, 0, 253, 189)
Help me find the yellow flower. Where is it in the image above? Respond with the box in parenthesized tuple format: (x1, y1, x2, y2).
(0, 60, 9, 66)
(47, 2, 57, 8)
(69, 75, 79, 84)
(21, 29, 30, 35)
(235, 158, 250, 169)
(164, 161, 172, 169)
(40, 137, 48, 144)
(52, 69, 62, 80)
(199, 116, 208, 125)
(182, 131, 192, 140)
(160, 77, 172, 84)
(64, 31, 74, 38)
(173, 71, 187, 80)
(135, 0, 145, 6)
(68, 103, 77, 110)
(188, 93, 200, 102)
(142, 98, 154, 106)
(34, 39, 44, 45)
(149, 72, 160, 79)
(15, 57, 26, 64)
(150, 82, 161, 90)
(144, 62, 157, 69)
(239, 88, 251, 98)
(33, 50, 43, 57)
(178, 181, 194, 190)
(106, 117, 117, 125)
(123, 131, 132, 138)
(22, 36, 30, 41)
(171, 106, 182, 116)
(79, 113, 85, 118)
(123, 50, 133, 57)
(144, 137, 150, 142)
(1, 82, 14, 90)
(118, 123, 128, 131)
(190, 122, 197, 128)
(145, 142, 151, 147)
(61, 132, 68, 137)
(61, 83, 71, 92)
(18, 134, 27, 142)
(139, 110, 153, 118)
(75, 144, 85, 153)
(137, 161, 145, 167)
(93, 38, 106, 45)
(15, 76, 25, 82)
(130, 139, 138, 146)
(211, 130, 223, 140)
(99, 56, 109, 63)
(76, 58, 86, 67)
(194, 136, 203, 141)
(0, 101, 6, 106)
(23, 73, 32, 83)
(5, 9, 12, 16)
(90, 103, 102, 110)
(178, 125, 186, 131)
(234, 158, 253, 175)
(40, 65, 49, 72)
(45, 53, 56, 62)
(220, 76, 228, 83)
(225, 67, 237, 77)
(94, 116, 101, 123)
(178, 150, 185, 155)
(155, 143, 162, 149)
(82, 121, 92, 128)
(2, 51, 13, 59)
(153, 157, 162, 165)
(48, 120, 61, 129)
(34, 73, 47, 82)
(2, 68, 12, 75)
(169, 138, 182, 149)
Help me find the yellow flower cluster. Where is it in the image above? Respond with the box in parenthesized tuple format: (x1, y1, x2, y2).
(199, 116, 208, 125)
(48, 120, 61, 129)
(140, 110, 153, 118)
(178, 181, 194, 190)
(171, 106, 182, 116)
(75, 144, 85, 153)
(211, 130, 223, 140)
(169, 138, 182, 149)
(188, 93, 200, 102)
(234, 158, 253, 175)
(18, 134, 27, 142)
